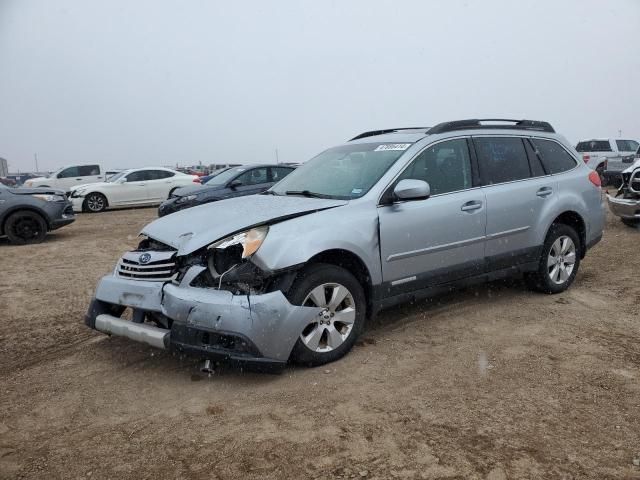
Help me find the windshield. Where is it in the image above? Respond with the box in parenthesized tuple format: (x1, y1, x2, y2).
(205, 167, 246, 186)
(270, 143, 411, 199)
(107, 171, 129, 182)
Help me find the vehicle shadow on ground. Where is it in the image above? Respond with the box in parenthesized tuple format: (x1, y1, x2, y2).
(0, 231, 73, 247)
(87, 278, 529, 381)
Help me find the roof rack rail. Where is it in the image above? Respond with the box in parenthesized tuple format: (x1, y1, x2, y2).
(349, 127, 430, 141)
(427, 119, 555, 135)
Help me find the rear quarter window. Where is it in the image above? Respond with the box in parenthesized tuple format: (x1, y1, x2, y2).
(531, 139, 577, 174)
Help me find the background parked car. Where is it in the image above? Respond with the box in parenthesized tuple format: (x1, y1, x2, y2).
(69, 167, 200, 213)
(25, 164, 105, 191)
(0, 183, 75, 244)
(575, 138, 639, 186)
(158, 164, 295, 217)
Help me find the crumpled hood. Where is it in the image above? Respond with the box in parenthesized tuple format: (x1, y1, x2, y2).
(142, 194, 348, 255)
(12, 186, 66, 196)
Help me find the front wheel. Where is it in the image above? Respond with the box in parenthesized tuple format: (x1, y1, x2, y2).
(287, 264, 366, 367)
(526, 224, 581, 294)
(84, 193, 107, 213)
(5, 210, 48, 245)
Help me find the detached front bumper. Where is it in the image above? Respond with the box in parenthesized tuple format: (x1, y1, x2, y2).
(85, 271, 320, 368)
(606, 194, 640, 219)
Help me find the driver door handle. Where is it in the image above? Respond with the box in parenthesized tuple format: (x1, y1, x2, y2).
(461, 200, 482, 212)
(536, 187, 553, 198)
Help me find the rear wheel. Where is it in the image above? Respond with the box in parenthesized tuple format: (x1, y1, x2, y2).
(84, 193, 107, 213)
(526, 224, 581, 294)
(288, 264, 366, 367)
(4, 210, 48, 245)
(621, 218, 640, 227)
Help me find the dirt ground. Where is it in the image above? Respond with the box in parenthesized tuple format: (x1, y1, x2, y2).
(1, 202, 640, 480)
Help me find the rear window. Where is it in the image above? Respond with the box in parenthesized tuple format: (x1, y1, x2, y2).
(575, 140, 611, 152)
(474, 137, 530, 185)
(616, 140, 639, 152)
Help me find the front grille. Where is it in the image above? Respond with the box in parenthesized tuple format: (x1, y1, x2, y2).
(116, 250, 177, 282)
(63, 205, 74, 216)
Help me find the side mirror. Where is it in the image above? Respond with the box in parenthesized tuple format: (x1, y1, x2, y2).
(393, 179, 430, 201)
(117, 177, 127, 184)
(228, 179, 242, 189)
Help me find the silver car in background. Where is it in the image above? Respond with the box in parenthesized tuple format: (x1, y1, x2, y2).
(85, 119, 604, 370)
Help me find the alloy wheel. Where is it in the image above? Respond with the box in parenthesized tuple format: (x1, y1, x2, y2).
(547, 235, 576, 285)
(300, 283, 356, 353)
(87, 194, 105, 212)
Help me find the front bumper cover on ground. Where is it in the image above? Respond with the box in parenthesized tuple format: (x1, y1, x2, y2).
(85, 270, 322, 368)
(606, 194, 640, 219)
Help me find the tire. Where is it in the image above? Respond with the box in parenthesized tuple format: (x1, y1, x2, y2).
(4, 210, 48, 245)
(621, 218, 640, 228)
(83, 192, 107, 213)
(526, 224, 581, 294)
(287, 264, 366, 367)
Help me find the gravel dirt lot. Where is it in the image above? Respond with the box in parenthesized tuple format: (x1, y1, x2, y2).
(1, 203, 640, 480)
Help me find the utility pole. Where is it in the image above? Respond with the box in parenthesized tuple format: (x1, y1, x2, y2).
(34, 153, 39, 173)
(618, 129, 622, 138)
(275, 148, 279, 164)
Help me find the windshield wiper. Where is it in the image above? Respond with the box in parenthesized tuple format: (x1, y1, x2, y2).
(284, 190, 333, 199)
(261, 190, 280, 196)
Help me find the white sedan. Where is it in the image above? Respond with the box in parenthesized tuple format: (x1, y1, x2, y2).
(69, 167, 200, 213)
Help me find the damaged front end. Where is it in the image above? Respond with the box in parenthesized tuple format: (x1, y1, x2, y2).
(85, 231, 320, 370)
(607, 164, 640, 225)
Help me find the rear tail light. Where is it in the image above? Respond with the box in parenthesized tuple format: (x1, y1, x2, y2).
(582, 154, 590, 163)
(588, 170, 601, 187)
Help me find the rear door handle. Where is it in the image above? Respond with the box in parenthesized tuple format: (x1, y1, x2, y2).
(76, 178, 83, 180)
(536, 187, 553, 198)
(461, 200, 482, 212)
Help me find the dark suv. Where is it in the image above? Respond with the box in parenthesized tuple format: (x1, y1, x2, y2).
(158, 164, 295, 217)
(0, 184, 75, 244)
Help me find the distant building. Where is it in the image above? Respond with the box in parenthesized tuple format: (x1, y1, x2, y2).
(0, 157, 8, 177)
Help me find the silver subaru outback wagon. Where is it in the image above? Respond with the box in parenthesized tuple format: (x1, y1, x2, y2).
(85, 119, 604, 369)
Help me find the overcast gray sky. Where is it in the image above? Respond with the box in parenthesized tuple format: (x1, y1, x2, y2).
(1, 0, 639, 172)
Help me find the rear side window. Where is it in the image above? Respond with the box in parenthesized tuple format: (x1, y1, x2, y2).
(149, 170, 174, 179)
(575, 140, 611, 152)
(270, 167, 293, 182)
(474, 137, 530, 185)
(126, 170, 152, 182)
(616, 140, 639, 152)
(397, 138, 472, 195)
(530, 139, 576, 174)
(78, 165, 100, 176)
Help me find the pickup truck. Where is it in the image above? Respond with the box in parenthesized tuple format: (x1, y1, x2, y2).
(25, 164, 105, 192)
(575, 138, 639, 186)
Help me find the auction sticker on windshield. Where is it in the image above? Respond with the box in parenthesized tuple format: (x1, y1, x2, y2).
(374, 144, 411, 151)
